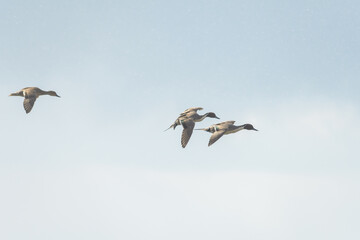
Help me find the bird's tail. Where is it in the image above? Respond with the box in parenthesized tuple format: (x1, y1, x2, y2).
(164, 123, 177, 131)
(9, 92, 22, 97)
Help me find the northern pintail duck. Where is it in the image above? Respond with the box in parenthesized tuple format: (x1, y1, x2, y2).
(196, 121, 258, 146)
(166, 107, 220, 148)
(9, 87, 60, 113)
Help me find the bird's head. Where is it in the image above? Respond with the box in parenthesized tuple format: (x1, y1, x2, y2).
(243, 124, 258, 131)
(206, 112, 220, 119)
(48, 91, 61, 97)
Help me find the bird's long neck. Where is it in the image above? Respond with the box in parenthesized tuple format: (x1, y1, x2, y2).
(196, 113, 209, 122)
(38, 89, 50, 95)
(227, 125, 245, 134)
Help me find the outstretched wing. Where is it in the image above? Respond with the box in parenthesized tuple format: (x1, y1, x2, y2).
(23, 97, 37, 114)
(207, 121, 235, 132)
(216, 121, 235, 127)
(184, 107, 203, 113)
(208, 130, 226, 146)
(179, 107, 203, 117)
(181, 120, 195, 148)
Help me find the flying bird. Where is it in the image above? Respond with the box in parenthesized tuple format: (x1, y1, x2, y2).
(196, 121, 258, 146)
(9, 87, 60, 114)
(166, 107, 220, 148)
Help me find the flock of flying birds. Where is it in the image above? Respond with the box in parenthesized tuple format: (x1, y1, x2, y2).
(165, 107, 258, 147)
(10, 87, 258, 147)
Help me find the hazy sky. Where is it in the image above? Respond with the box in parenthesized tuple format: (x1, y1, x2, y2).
(1, 1, 359, 239)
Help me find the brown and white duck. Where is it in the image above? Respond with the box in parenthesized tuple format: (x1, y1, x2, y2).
(9, 87, 60, 113)
(166, 107, 220, 148)
(196, 121, 258, 146)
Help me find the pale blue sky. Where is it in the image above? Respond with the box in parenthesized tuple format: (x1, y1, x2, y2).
(1, 1, 359, 239)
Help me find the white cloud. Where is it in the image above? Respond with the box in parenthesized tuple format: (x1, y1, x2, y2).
(0, 165, 359, 240)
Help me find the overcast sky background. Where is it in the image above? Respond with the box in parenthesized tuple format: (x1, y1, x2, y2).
(1, 1, 359, 239)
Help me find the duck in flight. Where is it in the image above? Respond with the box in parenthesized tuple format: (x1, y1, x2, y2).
(196, 121, 258, 146)
(166, 107, 220, 148)
(9, 87, 60, 114)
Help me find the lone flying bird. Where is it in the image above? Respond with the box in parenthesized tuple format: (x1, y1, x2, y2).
(166, 107, 220, 148)
(196, 121, 258, 146)
(9, 87, 60, 113)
